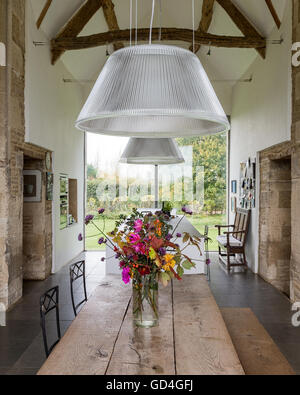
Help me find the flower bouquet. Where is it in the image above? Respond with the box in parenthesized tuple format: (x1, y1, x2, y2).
(80, 207, 202, 328)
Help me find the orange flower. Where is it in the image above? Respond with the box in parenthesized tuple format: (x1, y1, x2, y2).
(163, 254, 176, 271)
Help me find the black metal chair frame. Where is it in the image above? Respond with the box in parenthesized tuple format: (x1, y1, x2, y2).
(40, 286, 61, 358)
(204, 225, 211, 281)
(70, 260, 87, 317)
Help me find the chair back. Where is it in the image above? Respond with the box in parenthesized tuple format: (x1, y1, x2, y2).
(233, 208, 251, 244)
(40, 286, 61, 357)
(204, 225, 209, 237)
(70, 260, 87, 317)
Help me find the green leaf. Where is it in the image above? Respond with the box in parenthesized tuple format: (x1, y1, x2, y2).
(160, 272, 170, 287)
(149, 247, 157, 260)
(177, 265, 184, 278)
(182, 260, 193, 270)
(183, 233, 189, 243)
(174, 254, 181, 264)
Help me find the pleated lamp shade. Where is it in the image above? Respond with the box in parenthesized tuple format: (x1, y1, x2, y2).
(76, 44, 229, 137)
(119, 138, 185, 165)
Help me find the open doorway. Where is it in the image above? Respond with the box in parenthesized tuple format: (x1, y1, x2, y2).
(23, 155, 52, 281)
(259, 152, 291, 297)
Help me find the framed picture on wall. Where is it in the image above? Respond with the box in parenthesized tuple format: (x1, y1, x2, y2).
(23, 170, 42, 202)
(231, 180, 237, 194)
(46, 172, 53, 201)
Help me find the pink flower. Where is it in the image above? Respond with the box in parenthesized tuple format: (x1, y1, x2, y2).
(134, 219, 143, 233)
(122, 267, 131, 284)
(129, 233, 141, 244)
(134, 243, 146, 254)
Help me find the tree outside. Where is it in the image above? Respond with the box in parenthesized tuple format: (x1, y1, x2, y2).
(85, 133, 227, 251)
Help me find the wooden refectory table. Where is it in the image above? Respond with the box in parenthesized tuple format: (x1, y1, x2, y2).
(38, 275, 244, 375)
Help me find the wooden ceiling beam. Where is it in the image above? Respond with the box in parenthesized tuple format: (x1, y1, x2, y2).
(102, 0, 123, 51)
(36, 0, 53, 29)
(216, 0, 266, 59)
(51, 0, 104, 65)
(265, 0, 281, 29)
(190, 0, 215, 53)
(51, 28, 266, 55)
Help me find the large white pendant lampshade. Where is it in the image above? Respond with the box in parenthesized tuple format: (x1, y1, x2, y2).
(76, 44, 230, 137)
(119, 138, 185, 165)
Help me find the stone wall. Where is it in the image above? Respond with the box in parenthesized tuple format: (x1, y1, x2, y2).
(259, 143, 292, 296)
(0, 0, 52, 310)
(23, 154, 52, 281)
(258, 1, 300, 301)
(0, 0, 26, 309)
(291, 0, 300, 302)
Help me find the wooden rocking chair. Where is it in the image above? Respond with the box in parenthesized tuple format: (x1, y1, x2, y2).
(215, 208, 251, 271)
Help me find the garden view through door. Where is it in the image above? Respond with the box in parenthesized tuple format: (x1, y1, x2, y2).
(85, 133, 227, 251)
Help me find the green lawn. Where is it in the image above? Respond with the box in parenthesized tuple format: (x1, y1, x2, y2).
(85, 218, 116, 251)
(85, 214, 226, 251)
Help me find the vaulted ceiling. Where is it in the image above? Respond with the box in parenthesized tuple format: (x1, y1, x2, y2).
(29, 0, 287, 90)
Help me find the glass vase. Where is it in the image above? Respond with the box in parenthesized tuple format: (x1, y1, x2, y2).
(132, 273, 159, 328)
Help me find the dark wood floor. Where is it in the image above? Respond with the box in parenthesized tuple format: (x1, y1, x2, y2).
(0, 252, 299, 375)
(0, 252, 105, 375)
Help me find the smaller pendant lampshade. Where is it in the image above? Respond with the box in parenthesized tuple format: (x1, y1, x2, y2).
(119, 138, 185, 165)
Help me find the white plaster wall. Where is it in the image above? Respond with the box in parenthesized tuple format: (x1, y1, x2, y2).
(25, 2, 85, 272)
(229, 1, 292, 273)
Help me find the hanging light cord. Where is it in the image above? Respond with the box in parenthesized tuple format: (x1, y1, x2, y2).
(135, 0, 138, 45)
(149, 0, 156, 45)
(159, 0, 162, 41)
(192, 0, 195, 53)
(130, 0, 133, 46)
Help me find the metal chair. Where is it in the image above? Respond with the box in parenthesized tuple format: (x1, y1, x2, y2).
(70, 260, 87, 317)
(204, 225, 211, 281)
(40, 286, 61, 357)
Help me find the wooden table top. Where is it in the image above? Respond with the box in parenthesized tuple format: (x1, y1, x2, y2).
(38, 275, 244, 375)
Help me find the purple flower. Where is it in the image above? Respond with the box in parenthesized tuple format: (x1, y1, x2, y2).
(158, 247, 166, 256)
(206, 258, 211, 265)
(98, 208, 105, 214)
(165, 234, 172, 241)
(182, 206, 193, 215)
(98, 237, 105, 245)
(78, 233, 83, 241)
(176, 233, 182, 238)
(122, 267, 131, 285)
(129, 233, 141, 244)
(85, 214, 94, 225)
(101, 257, 105, 262)
(115, 252, 121, 259)
(134, 219, 143, 233)
(119, 260, 126, 268)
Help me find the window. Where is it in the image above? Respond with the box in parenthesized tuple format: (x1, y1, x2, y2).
(86, 133, 228, 251)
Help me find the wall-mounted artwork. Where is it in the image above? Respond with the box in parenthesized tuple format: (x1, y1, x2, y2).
(239, 157, 256, 210)
(46, 172, 53, 201)
(231, 180, 237, 194)
(23, 170, 42, 202)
